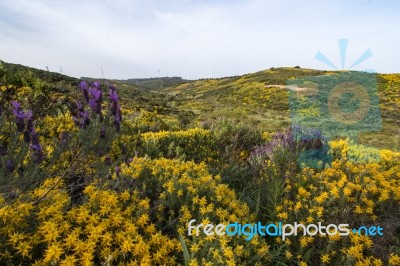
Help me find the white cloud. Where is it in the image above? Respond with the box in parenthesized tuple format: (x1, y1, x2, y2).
(0, 0, 399, 79)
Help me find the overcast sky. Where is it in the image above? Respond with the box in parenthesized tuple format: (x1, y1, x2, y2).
(0, 0, 399, 79)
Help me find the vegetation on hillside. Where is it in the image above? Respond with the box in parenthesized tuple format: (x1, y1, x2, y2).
(0, 61, 399, 265)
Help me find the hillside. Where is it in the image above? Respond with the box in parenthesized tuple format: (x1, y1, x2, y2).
(164, 67, 400, 151)
(1, 61, 399, 151)
(0, 61, 399, 265)
(119, 77, 187, 90)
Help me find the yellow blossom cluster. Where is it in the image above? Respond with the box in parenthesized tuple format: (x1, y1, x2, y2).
(0, 177, 180, 265)
(271, 138, 400, 265)
(39, 113, 77, 138)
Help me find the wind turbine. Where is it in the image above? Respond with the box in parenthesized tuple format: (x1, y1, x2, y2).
(157, 69, 162, 89)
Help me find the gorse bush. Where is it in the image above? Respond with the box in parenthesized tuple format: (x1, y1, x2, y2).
(140, 128, 216, 163)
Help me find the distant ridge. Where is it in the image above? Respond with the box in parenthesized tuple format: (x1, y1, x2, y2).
(0, 60, 78, 84)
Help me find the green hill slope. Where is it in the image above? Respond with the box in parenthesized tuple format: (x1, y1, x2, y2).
(164, 67, 400, 150)
(1, 61, 398, 150)
(1, 60, 400, 265)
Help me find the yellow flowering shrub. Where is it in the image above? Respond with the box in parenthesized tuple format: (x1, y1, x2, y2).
(140, 128, 216, 163)
(119, 157, 271, 264)
(265, 139, 400, 265)
(39, 113, 77, 138)
(0, 177, 180, 265)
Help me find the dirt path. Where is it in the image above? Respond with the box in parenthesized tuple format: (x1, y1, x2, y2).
(265, 84, 311, 92)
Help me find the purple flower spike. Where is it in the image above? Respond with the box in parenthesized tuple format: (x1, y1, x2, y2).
(23, 130, 31, 143)
(113, 106, 122, 133)
(109, 90, 118, 102)
(89, 99, 96, 110)
(26, 117, 34, 133)
(79, 81, 90, 103)
(76, 100, 84, 112)
(90, 88, 102, 101)
(6, 159, 15, 173)
(109, 90, 119, 115)
(31, 129, 40, 146)
(11, 102, 32, 132)
(89, 87, 102, 115)
(60, 131, 68, 146)
(31, 144, 44, 164)
(107, 85, 122, 132)
(11, 101, 21, 110)
(31, 144, 41, 150)
(104, 154, 111, 166)
(93, 81, 100, 89)
(79, 81, 88, 90)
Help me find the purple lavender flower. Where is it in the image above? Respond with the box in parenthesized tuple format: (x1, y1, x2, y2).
(108, 86, 122, 131)
(113, 105, 122, 132)
(79, 81, 90, 103)
(89, 87, 102, 115)
(93, 81, 101, 90)
(31, 129, 40, 146)
(23, 130, 31, 143)
(249, 126, 329, 171)
(31, 144, 44, 164)
(6, 159, 15, 172)
(11, 102, 31, 132)
(76, 100, 84, 112)
(60, 131, 68, 146)
(90, 87, 102, 101)
(29, 128, 44, 163)
(109, 90, 119, 115)
(88, 99, 96, 112)
(73, 108, 91, 129)
(26, 117, 34, 133)
(11, 101, 21, 110)
(104, 154, 111, 166)
(109, 89, 118, 101)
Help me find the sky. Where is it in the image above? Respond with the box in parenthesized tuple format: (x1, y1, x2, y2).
(0, 0, 399, 79)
